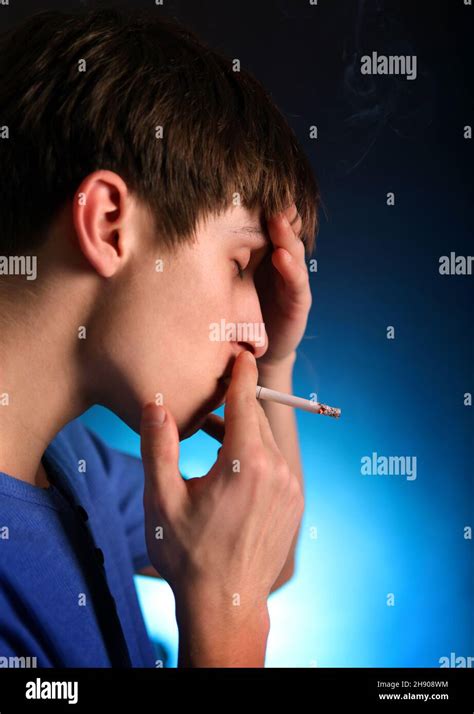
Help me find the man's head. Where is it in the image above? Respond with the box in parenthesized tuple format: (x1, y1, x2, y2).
(0, 8, 320, 438)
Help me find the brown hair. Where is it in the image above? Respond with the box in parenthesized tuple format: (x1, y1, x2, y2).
(0, 7, 320, 256)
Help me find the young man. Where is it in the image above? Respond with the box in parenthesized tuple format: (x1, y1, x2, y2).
(0, 8, 320, 667)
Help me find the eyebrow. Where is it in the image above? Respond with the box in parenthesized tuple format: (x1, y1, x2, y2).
(228, 225, 271, 246)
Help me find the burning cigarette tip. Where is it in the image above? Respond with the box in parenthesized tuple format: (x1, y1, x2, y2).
(316, 403, 341, 418)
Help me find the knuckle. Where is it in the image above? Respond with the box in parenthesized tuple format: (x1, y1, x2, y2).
(296, 492, 305, 518)
(271, 460, 291, 493)
(288, 475, 304, 503)
(274, 456, 291, 482)
(289, 209, 302, 230)
(295, 232, 305, 250)
(250, 449, 269, 476)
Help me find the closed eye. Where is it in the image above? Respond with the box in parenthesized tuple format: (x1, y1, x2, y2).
(233, 245, 270, 281)
(234, 260, 245, 280)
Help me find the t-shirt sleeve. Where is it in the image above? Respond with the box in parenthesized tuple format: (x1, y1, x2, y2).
(83, 427, 152, 573)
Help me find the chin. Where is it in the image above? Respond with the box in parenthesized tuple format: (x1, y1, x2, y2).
(178, 381, 227, 441)
(178, 407, 213, 441)
(178, 421, 201, 441)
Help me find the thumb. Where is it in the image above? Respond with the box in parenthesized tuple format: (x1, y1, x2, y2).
(140, 403, 185, 510)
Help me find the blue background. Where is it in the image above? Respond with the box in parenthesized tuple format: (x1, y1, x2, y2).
(62, 0, 472, 666)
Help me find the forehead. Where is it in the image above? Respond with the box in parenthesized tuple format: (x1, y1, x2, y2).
(211, 204, 270, 248)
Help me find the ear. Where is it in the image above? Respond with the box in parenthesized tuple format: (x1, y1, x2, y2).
(72, 170, 131, 278)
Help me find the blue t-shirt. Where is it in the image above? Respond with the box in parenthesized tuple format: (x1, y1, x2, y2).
(0, 418, 157, 667)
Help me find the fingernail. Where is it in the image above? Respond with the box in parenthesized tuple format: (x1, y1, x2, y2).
(142, 404, 166, 428)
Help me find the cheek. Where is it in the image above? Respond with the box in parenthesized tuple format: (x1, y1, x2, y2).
(182, 264, 233, 324)
(140, 252, 236, 378)
(156, 266, 230, 357)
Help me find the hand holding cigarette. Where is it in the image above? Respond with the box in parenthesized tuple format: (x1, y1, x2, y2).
(140, 351, 304, 665)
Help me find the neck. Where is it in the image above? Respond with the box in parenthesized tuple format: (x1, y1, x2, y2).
(0, 281, 94, 488)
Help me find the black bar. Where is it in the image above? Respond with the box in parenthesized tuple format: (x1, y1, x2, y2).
(0, 667, 472, 710)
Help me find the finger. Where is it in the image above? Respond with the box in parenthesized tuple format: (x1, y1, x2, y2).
(284, 203, 303, 238)
(223, 351, 261, 454)
(201, 413, 225, 443)
(140, 402, 186, 511)
(270, 247, 312, 307)
(255, 400, 281, 457)
(267, 204, 306, 265)
(206, 378, 280, 458)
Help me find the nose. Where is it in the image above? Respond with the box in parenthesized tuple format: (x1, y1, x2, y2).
(237, 325, 269, 361)
(233, 292, 269, 361)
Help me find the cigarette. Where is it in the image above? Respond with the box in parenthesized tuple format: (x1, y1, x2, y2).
(222, 378, 341, 418)
(256, 385, 341, 418)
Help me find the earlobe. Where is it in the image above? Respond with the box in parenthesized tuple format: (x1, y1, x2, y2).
(72, 170, 129, 278)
